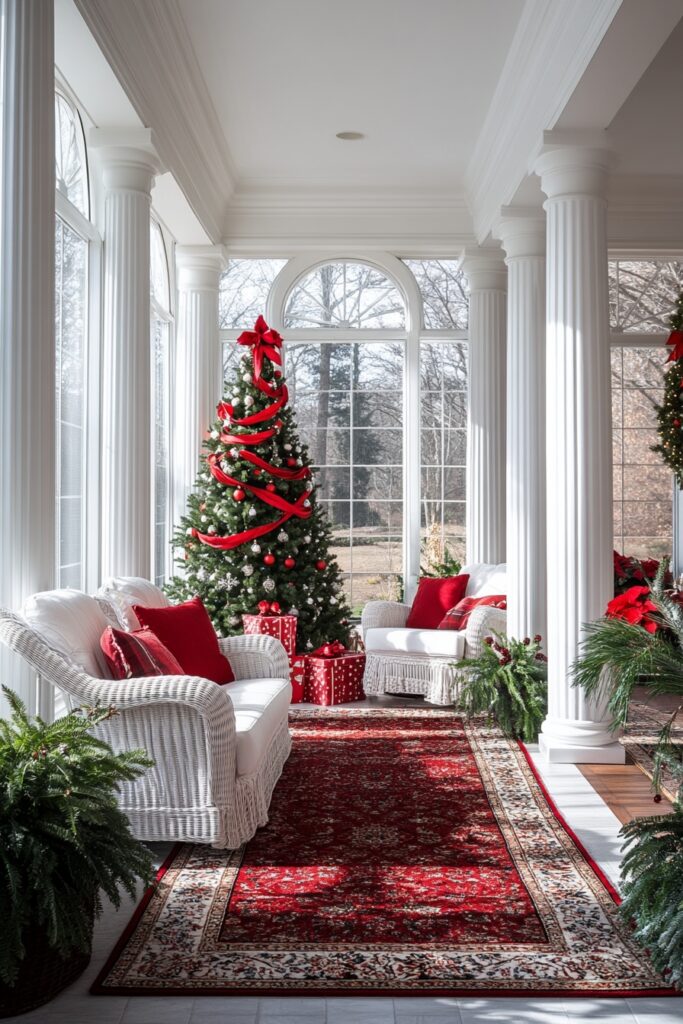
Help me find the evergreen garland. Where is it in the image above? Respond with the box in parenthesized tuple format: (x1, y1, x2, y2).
(166, 319, 353, 651)
(653, 286, 683, 486)
(0, 689, 154, 985)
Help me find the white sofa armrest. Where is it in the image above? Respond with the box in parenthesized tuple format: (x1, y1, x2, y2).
(218, 633, 289, 681)
(361, 601, 411, 636)
(464, 605, 508, 659)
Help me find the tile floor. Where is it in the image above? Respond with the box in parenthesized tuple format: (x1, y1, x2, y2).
(10, 706, 683, 1024)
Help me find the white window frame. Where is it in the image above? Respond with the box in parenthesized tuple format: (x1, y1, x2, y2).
(219, 252, 469, 605)
(54, 85, 102, 596)
(150, 217, 175, 584)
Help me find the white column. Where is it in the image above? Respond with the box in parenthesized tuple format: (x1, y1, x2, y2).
(496, 209, 547, 643)
(91, 131, 160, 580)
(173, 245, 225, 528)
(461, 250, 507, 566)
(0, 0, 55, 715)
(535, 133, 623, 763)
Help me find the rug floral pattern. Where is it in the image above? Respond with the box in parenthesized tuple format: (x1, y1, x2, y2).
(94, 708, 668, 996)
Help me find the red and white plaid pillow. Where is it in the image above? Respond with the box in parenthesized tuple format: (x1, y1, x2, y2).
(437, 595, 507, 631)
(100, 626, 185, 679)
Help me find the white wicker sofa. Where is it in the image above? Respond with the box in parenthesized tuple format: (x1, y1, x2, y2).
(0, 578, 292, 849)
(361, 562, 507, 705)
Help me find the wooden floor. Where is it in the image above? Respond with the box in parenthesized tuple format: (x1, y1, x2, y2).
(578, 759, 674, 824)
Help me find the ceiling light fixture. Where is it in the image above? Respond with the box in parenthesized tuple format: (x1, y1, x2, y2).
(336, 131, 364, 141)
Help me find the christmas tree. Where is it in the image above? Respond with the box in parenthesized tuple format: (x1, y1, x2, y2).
(166, 316, 353, 651)
(653, 285, 683, 487)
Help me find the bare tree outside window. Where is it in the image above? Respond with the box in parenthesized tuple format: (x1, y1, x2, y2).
(219, 258, 286, 329)
(609, 260, 683, 333)
(403, 259, 469, 329)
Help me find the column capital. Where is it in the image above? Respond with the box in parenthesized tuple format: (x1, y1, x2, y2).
(460, 247, 507, 292)
(495, 206, 546, 261)
(176, 244, 226, 291)
(90, 128, 162, 194)
(534, 130, 615, 201)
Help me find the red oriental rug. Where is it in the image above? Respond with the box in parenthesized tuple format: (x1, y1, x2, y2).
(93, 708, 672, 997)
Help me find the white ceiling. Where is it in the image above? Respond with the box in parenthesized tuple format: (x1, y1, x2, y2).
(176, 0, 524, 192)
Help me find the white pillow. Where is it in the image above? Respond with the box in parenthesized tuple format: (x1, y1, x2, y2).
(461, 562, 507, 598)
(99, 576, 170, 631)
(22, 589, 111, 679)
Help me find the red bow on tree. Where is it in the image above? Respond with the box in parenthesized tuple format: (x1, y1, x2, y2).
(237, 315, 283, 381)
(666, 330, 683, 363)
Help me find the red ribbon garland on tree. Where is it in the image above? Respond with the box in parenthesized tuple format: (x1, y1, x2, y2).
(666, 330, 683, 363)
(192, 316, 312, 552)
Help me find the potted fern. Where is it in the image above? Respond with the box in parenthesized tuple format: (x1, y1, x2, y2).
(574, 560, 683, 986)
(454, 633, 548, 742)
(0, 687, 154, 1017)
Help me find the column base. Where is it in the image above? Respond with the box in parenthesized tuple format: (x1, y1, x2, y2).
(538, 733, 625, 764)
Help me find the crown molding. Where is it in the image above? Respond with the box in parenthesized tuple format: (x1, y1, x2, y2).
(73, 0, 235, 243)
(223, 187, 475, 256)
(465, 0, 621, 243)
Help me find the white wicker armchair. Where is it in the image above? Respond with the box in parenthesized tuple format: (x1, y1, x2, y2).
(0, 603, 292, 850)
(361, 563, 507, 705)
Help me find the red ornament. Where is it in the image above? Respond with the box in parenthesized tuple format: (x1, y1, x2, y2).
(316, 559, 327, 571)
(284, 556, 296, 569)
(274, 369, 282, 378)
(233, 487, 246, 502)
(675, 420, 681, 428)
(258, 600, 270, 614)
(266, 482, 276, 492)
(286, 457, 297, 467)
(263, 552, 276, 566)
(253, 467, 261, 476)
(270, 601, 281, 614)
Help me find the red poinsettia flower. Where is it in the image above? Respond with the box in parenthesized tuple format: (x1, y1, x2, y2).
(613, 550, 631, 578)
(640, 558, 660, 579)
(606, 586, 659, 633)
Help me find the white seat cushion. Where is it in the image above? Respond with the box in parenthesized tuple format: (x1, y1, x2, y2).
(226, 676, 291, 777)
(22, 589, 112, 679)
(461, 562, 507, 598)
(364, 627, 465, 659)
(99, 576, 170, 630)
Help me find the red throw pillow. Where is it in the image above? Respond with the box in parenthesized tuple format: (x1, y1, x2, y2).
(405, 575, 470, 630)
(133, 596, 235, 684)
(101, 626, 185, 680)
(438, 595, 507, 631)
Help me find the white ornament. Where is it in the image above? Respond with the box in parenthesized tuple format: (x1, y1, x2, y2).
(277, 531, 288, 543)
(330, 596, 337, 605)
(251, 542, 261, 554)
(197, 568, 208, 581)
(210, 429, 219, 439)
(231, 395, 241, 405)
(229, 615, 240, 626)
(242, 373, 252, 383)
(185, 527, 193, 536)
(220, 460, 229, 471)
(317, 596, 324, 603)
(289, 607, 299, 616)
(295, 445, 301, 453)
(225, 573, 239, 590)
(247, 587, 254, 593)
(223, 420, 231, 429)
(283, 443, 292, 451)
(230, 447, 239, 458)
(304, 535, 311, 544)
(242, 564, 254, 577)
(305, 481, 313, 491)
(200, 514, 208, 523)
(248, 507, 257, 518)
(307, 597, 314, 605)
(263, 577, 276, 593)
(296, 458, 303, 466)
(207, 525, 217, 535)
(303, 499, 311, 508)
(244, 395, 254, 408)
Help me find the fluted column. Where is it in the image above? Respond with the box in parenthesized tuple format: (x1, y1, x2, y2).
(91, 131, 161, 580)
(173, 245, 225, 528)
(461, 250, 507, 565)
(535, 133, 623, 763)
(497, 209, 547, 644)
(0, 0, 55, 716)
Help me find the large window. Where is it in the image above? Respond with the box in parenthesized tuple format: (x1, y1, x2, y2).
(286, 339, 404, 613)
(54, 92, 92, 590)
(150, 220, 173, 585)
(420, 341, 468, 564)
(220, 258, 286, 329)
(609, 259, 682, 560)
(285, 261, 405, 330)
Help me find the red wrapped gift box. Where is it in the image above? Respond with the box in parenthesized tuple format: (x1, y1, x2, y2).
(304, 652, 366, 706)
(289, 655, 306, 704)
(242, 613, 297, 658)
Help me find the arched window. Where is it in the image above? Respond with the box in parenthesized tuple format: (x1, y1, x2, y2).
(54, 91, 94, 592)
(150, 219, 173, 585)
(285, 261, 405, 330)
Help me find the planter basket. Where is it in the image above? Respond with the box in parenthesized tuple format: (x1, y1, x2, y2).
(0, 909, 94, 1018)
